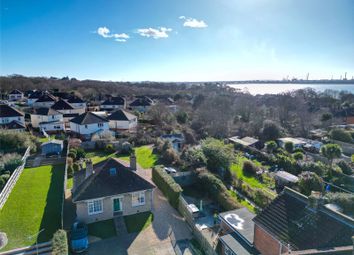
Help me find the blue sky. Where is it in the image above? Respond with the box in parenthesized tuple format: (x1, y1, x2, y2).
(1, 0, 353, 81)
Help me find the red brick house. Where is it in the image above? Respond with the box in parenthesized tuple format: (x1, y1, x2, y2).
(252, 188, 354, 255)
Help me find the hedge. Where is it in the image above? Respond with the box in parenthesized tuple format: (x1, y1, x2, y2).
(52, 229, 68, 255)
(152, 165, 182, 208)
(197, 172, 240, 210)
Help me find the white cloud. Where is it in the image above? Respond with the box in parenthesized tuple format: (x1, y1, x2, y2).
(137, 27, 172, 39)
(115, 38, 127, 42)
(97, 27, 130, 41)
(179, 16, 207, 28)
(97, 26, 111, 38)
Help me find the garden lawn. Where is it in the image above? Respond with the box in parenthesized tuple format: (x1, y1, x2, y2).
(229, 190, 256, 214)
(88, 220, 116, 239)
(37, 135, 56, 143)
(118, 146, 158, 169)
(0, 164, 65, 251)
(85, 151, 116, 165)
(124, 212, 153, 233)
(230, 154, 267, 189)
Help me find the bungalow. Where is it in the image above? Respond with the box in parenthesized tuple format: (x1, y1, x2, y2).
(30, 108, 65, 133)
(41, 139, 64, 156)
(33, 93, 57, 108)
(69, 112, 109, 139)
(129, 96, 154, 113)
(0, 104, 25, 131)
(160, 133, 184, 152)
(277, 137, 306, 149)
(8, 89, 24, 101)
(107, 109, 137, 132)
(72, 156, 155, 224)
(67, 95, 87, 109)
(253, 188, 354, 255)
(100, 96, 126, 111)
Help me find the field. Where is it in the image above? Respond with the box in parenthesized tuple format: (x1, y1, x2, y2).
(0, 164, 65, 250)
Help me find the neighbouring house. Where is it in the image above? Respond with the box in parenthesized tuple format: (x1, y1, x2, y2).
(30, 108, 65, 133)
(0, 104, 26, 131)
(51, 99, 85, 115)
(161, 133, 184, 152)
(229, 136, 261, 149)
(129, 96, 154, 113)
(253, 187, 354, 255)
(51, 99, 85, 128)
(277, 137, 306, 149)
(72, 156, 155, 224)
(219, 208, 259, 255)
(8, 89, 24, 101)
(41, 139, 64, 156)
(33, 93, 57, 108)
(100, 96, 126, 111)
(107, 109, 137, 132)
(158, 97, 178, 112)
(67, 95, 87, 109)
(27, 90, 43, 105)
(69, 111, 109, 140)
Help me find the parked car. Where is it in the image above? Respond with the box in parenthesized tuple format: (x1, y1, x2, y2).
(70, 221, 89, 253)
(164, 167, 177, 174)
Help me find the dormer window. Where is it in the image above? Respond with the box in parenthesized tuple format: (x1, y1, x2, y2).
(109, 168, 117, 176)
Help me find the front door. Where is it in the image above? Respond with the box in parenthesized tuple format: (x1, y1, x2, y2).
(113, 198, 122, 212)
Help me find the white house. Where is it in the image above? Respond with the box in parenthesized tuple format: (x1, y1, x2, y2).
(100, 96, 126, 111)
(31, 108, 65, 133)
(70, 112, 109, 139)
(67, 96, 87, 109)
(0, 104, 25, 131)
(33, 93, 57, 108)
(8, 89, 24, 101)
(107, 109, 137, 131)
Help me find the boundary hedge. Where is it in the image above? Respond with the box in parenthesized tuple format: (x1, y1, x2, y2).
(152, 165, 182, 208)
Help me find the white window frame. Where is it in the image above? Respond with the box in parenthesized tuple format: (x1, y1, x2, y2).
(87, 199, 103, 215)
(132, 191, 145, 207)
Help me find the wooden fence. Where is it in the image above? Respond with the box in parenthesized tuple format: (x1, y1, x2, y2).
(178, 196, 218, 255)
(0, 147, 31, 210)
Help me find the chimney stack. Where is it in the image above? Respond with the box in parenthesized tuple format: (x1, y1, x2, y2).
(308, 191, 323, 211)
(130, 152, 137, 171)
(85, 159, 94, 178)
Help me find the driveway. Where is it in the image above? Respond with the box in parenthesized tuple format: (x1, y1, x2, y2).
(88, 168, 192, 255)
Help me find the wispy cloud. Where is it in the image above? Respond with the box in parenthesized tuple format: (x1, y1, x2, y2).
(137, 27, 172, 39)
(179, 16, 207, 28)
(97, 26, 130, 42)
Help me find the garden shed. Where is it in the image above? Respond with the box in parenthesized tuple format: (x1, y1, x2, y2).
(41, 139, 64, 156)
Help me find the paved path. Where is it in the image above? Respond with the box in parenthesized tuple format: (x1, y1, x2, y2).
(89, 168, 192, 255)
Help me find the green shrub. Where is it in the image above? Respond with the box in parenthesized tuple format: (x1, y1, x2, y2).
(73, 163, 80, 173)
(105, 144, 115, 153)
(52, 229, 68, 255)
(324, 192, 354, 214)
(242, 160, 258, 175)
(298, 171, 323, 196)
(75, 147, 86, 159)
(265, 141, 277, 153)
(68, 152, 76, 160)
(0, 130, 36, 153)
(201, 138, 233, 172)
(330, 129, 353, 143)
(197, 172, 240, 210)
(284, 141, 294, 153)
(337, 160, 353, 175)
(152, 165, 182, 208)
(293, 152, 304, 161)
(302, 162, 325, 176)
